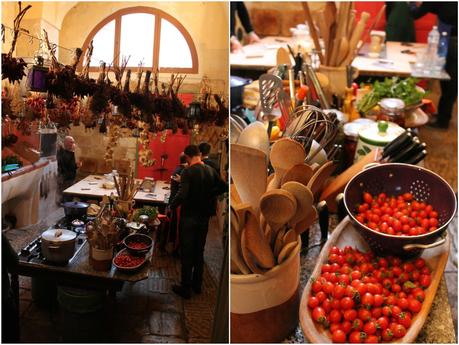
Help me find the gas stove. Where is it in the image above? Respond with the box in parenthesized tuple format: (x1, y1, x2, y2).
(18, 216, 88, 265)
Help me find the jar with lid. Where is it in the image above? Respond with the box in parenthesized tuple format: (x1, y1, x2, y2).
(378, 98, 405, 127)
(343, 119, 375, 168)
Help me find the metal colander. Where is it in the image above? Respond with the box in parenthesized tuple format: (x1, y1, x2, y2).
(344, 163, 457, 258)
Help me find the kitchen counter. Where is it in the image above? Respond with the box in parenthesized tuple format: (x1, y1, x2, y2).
(286, 217, 456, 343)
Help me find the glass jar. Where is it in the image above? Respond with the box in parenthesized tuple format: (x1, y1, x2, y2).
(378, 98, 405, 127)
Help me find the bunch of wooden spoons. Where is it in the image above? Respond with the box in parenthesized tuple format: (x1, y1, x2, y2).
(231, 138, 338, 275)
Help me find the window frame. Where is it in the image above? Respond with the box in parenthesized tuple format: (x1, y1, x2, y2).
(78, 6, 199, 73)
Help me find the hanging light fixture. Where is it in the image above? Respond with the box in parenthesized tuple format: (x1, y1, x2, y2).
(26, 41, 49, 92)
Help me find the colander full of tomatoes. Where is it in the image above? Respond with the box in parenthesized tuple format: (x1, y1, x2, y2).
(344, 163, 456, 257)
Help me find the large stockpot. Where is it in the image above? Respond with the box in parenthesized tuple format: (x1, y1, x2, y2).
(41, 229, 76, 263)
(344, 163, 457, 258)
(63, 201, 89, 221)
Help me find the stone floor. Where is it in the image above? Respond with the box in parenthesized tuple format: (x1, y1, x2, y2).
(4, 182, 225, 343)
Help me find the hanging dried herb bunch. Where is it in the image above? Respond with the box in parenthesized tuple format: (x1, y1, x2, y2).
(1, 3, 32, 84)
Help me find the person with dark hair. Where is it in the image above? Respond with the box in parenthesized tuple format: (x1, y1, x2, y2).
(56, 136, 80, 204)
(167, 153, 188, 253)
(230, 2, 260, 52)
(198, 142, 220, 175)
(169, 145, 226, 298)
(410, 2, 457, 129)
(2, 233, 20, 342)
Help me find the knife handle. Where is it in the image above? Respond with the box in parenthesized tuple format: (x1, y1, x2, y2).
(336, 193, 347, 222)
(317, 200, 329, 242)
(382, 131, 412, 159)
(388, 141, 418, 163)
(405, 150, 427, 165)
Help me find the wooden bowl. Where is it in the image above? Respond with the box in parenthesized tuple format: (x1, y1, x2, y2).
(299, 217, 450, 343)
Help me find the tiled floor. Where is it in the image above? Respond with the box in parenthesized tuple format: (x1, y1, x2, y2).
(4, 183, 225, 343)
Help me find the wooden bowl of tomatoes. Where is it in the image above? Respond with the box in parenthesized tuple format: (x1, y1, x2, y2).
(343, 163, 456, 258)
(113, 249, 147, 271)
(123, 233, 153, 255)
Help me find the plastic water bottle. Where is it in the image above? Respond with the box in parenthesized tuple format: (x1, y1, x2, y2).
(424, 26, 440, 74)
(434, 31, 449, 74)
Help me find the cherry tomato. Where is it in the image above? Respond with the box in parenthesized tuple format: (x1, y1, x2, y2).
(398, 312, 412, 328)
(363, 192, 373, 204)
(312, 307, 327, 324)
(340, 297, 355, 310)
(358, 308, 372, 322)
(349, 331, 366, 343)
(392, 324, 407, 338)
(377, 316, 389, 330)
(343, 309, 358, 321)
(361, 293, 375, 308)
(331, 329, 346, 343)
(365, 335, 378, 343)
(382, 328, 394, 341)
(329, 309, 341, 324)
(308, 296, 320, 309)
(413, 289, 425, 302)
(408, 298, 422, 313)
(419, 274, 431, 288)
(363, 320, 377, 335)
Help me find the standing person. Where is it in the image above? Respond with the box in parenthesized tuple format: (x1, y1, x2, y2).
(169, 145, 226, 299)
(410, 2, 457, 129)
(167, 153, 188, 253)
(198, 142, 220, 175)
(56, 136, 79, 204)
(230, 2, 261, 53)
(2, 233, 19, 343)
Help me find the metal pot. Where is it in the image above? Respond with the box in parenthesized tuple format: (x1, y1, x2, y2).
(63, 201, 89, 221)
(344, 163, 457, 258)
(41, 229, 76, 263)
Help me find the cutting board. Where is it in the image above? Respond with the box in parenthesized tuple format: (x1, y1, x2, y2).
(299, 216, 450, 343)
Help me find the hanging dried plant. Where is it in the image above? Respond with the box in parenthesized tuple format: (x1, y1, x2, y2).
(1, 3, 32, 84)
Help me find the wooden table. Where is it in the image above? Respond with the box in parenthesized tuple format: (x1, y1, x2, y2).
(63, 175, 171, 206)
(230, 36, 296, 71)
(352, 41, 450, 80)
(230, 38, 450, 81)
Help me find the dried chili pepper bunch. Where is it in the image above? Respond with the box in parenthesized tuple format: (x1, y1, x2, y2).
(24, 95, 46, 121)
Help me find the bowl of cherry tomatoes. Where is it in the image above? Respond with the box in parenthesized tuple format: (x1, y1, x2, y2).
(343, 163, 456, 257)
(123, 233, 153, 255)
(113, 249, 147, 271)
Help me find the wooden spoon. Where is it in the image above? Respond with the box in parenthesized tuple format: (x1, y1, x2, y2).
(281, 163, 314, 186)
(230, 218, 251, 274)
(231, 144, 267, 216)
(268, 138, 306, 190)
(278, 241, 298, 264)
(274, 227, 287, 258)
(242, 209, 275, 269)
(259, 189, 298, 234)
(307, 160, 336, 200)
(281, 181, 314, 226)
(283, 228, 297, 246)
(294, 206, 318, 236)
(341, 11, 371, 66)
(240, 229, 265, 274)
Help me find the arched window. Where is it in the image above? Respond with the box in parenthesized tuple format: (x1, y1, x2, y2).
(79, 6, 198, 73)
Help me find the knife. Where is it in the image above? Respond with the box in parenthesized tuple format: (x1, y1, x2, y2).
(405, 150, 427, 165)
(382, 130, 413, 159)
(391, 142, 427, 163)
(388, 139, 420, 163)
(317, 200, 329, 243)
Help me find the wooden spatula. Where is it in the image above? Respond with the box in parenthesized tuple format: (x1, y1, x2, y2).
(336, 36, 350, 67)
(231, 144, 267, 216)
(276, 47, 293, 67)
(242, 209, 275, 270)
